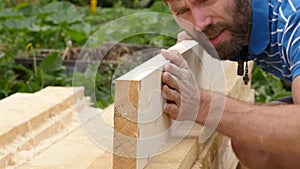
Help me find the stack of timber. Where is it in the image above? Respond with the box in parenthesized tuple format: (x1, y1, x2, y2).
(113, 40, 254, 169)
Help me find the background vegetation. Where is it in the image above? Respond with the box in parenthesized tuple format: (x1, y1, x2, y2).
(0, 0, 291, 108)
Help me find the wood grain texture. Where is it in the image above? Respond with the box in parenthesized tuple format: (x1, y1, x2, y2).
(113, 41, 199, 169)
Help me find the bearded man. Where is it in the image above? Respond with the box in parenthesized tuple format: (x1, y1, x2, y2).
(161, 0, 300, 168)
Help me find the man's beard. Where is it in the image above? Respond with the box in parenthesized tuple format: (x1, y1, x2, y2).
(215, 0, 252, 60)
(203, 0, 252, 60)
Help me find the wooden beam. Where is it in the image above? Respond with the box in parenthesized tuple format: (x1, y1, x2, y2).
(145, 138, 199, 169)
(113, 40, 254, 169)
(113, 40, 199, 169)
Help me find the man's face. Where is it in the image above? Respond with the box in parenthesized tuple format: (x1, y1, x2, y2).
(166, 0, 252, 60)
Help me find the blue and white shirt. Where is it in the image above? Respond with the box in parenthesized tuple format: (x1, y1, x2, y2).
(246, 0, 300, 82)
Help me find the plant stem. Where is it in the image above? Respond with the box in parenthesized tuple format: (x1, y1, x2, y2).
(30, 46, 37, 77)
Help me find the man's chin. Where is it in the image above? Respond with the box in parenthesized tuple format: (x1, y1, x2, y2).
(211, 46, 231, 60)
(212, 42, 243, 60)
(211, 54, 230, 60)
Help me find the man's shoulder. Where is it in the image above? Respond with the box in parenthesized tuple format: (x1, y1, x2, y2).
(268, 0, 300, 35)
(269, 0, 300, 17)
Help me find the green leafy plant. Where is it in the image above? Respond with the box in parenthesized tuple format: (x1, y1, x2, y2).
(0, 52, 72, 99)
(0, 1, 93, 57)
(251, 65, 291, 103)
(0, 1, 177, 108)
(0, 61, 19, 98)
(72, 62, 116, 108)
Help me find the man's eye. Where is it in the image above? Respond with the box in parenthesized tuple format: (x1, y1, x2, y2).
(176, 8, 189, 15)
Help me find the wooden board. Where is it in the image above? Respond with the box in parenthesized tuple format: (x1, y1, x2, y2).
(113, 40, 254, 169)
(113, 40, 200, 169)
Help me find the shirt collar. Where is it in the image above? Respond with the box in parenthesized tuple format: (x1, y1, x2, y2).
(248, 0, 270, 55)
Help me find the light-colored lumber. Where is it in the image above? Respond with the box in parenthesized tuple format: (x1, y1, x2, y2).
(113, 40, 200, 169)
(212, 135, 239, 169)
(0, 87, 84, 147)
(191, 133, 220, 169)
(0, 87, 86, 169)
(19, 126, 104, 169)
(113, 40, 254, 169)
(145, 138, 199, 169)
(88, 152, 113, 169)
(18, 104, 107, 169)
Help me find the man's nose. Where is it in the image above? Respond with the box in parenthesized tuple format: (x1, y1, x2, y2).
(191, 7, 212, 31)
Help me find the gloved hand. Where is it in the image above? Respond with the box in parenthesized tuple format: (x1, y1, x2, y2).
(161, 49, 200, 122)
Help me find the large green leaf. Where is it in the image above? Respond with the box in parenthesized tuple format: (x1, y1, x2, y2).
(17, 4, 39, 16)
(64, 29, 87, 43)
(39, 53, 63, 74)
(18, 80, 41, 93)
(3, 16, 38, 30)
(45, 10, 84, 25)
(39, 1, 77, 14)
(63, 22, 91, 44)
(69, 22, 92, 35)
(0, 70, 16, 93)
(12, 64, 34, 80)
(0, 8, 22, 18)
(40, 1, 83, 25)
(3, 19, 29, 30)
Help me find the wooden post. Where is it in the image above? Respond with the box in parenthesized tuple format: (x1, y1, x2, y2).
(113, 41, 200, 169)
